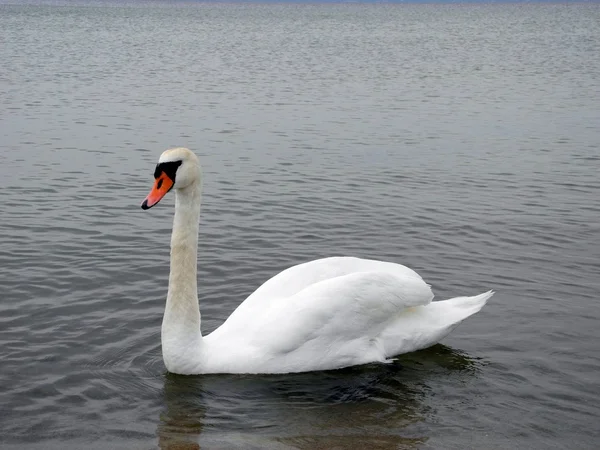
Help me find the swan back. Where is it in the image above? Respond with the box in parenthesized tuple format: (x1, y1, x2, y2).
(230, 256, 426, 322)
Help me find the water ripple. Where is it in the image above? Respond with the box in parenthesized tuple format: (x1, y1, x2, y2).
(1, 2, 600, 449)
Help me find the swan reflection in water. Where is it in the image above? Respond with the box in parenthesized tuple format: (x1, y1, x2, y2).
(156, 344, 484, 449)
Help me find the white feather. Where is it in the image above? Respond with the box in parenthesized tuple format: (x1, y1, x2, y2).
(145, 148, 493, 375)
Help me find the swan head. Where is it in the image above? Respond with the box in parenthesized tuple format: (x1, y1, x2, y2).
(141, 147, 201, 210)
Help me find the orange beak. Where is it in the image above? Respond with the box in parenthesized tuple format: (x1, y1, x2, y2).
(141, 172, 174, 210)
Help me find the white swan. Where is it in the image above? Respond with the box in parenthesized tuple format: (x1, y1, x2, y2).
(141, 148, 493, 375)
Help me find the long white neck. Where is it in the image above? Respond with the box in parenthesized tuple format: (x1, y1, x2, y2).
(161, 178, 204, 373)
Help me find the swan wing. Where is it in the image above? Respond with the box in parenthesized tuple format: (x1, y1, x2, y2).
(207, 269, 433, 373)
(224, 256, 425, 325)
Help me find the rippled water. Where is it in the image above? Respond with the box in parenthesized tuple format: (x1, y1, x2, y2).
(1, 1, 599, 449)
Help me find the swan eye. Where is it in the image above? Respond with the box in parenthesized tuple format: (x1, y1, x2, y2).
(154, 160, 182, 181)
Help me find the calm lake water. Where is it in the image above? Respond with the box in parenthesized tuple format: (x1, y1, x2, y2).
(1, 1, 599, 449)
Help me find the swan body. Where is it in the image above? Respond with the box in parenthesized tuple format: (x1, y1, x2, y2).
(142, 148, 493, 375)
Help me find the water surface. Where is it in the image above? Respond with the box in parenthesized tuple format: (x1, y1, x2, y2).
(1, 2, 599, 449)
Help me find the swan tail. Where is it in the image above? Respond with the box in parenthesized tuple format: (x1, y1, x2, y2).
(379, 290, 493, 358)
(443, 289, 494, 315)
